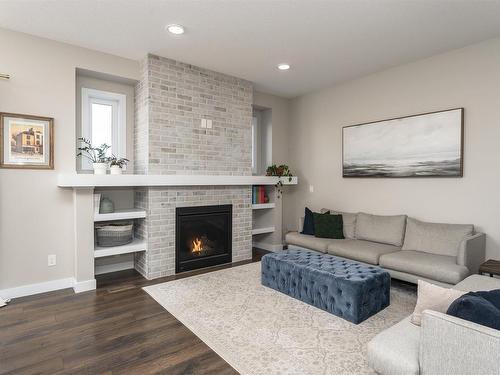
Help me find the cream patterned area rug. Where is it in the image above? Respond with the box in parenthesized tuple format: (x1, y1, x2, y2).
(144, 262, 416, 375)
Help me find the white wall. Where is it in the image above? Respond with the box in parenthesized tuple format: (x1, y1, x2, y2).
(0, 28, 139, 290)
(286, 37, 500, 260)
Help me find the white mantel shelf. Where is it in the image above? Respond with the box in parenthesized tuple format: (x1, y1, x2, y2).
(58, 174, 298, 188)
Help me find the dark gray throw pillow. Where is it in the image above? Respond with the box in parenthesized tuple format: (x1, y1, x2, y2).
(313, 213, 344, 239)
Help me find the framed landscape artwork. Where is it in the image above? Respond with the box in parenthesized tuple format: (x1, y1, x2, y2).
(0, 113, 54, 169)
(342, 108, 464, 178)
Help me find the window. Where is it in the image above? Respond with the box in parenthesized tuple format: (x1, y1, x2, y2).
(81, 88, 126, 170)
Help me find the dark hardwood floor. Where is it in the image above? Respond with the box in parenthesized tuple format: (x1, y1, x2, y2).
(0, 248, 270, 375)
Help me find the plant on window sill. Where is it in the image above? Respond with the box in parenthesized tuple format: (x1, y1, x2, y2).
(108, 155, 129, 175)
(77, 137, 110, 175)
(266, 164, 294, 198)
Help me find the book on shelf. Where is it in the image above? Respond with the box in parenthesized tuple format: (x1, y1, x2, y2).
(252, 185, 268, 204)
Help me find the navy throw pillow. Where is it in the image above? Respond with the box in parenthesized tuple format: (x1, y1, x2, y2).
(301, 207, 315, 235)
(447, 289, 500, 331)
(301, 207, 329, 235)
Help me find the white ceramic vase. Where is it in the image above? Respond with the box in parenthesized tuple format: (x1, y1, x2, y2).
(93, 162, 108, 175)
(110, 165, 123, 175)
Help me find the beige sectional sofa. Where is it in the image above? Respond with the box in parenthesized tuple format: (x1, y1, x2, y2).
(285, 209, 486, 287)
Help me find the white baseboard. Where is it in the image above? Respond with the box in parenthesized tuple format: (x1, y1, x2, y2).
(253, 241, 284, 252)
(73, 279, 96, 293)
(0, 276, 99, 299)
(95, 260, 134, 275)
(0, 277, 75, 300)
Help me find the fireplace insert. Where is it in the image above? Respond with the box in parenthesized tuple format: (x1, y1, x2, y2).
(175, 204, 232, 273)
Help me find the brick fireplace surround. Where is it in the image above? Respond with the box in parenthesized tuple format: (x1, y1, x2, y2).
(133, 55, 254, 279)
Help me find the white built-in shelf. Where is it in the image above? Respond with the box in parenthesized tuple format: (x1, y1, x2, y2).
(94, 208, 146, 222)
(252, 203, 276, 210)
(57, 174, 298, 188)
(94, 238, 147, 258)
(251, 226, 276, 235)
(278, 176, 298, 185)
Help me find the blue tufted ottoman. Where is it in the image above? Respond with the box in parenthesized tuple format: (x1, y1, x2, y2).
(261, 249, 390, 324)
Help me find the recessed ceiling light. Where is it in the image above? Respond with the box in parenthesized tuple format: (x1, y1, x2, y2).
(166, 24, 185, 35)
(277, 63, 290, 71)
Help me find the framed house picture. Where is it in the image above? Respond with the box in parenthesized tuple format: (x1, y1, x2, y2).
(342, 108, 464, 178)
(0, 113, 54, 169)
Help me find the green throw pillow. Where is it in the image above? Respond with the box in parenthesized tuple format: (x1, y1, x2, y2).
(313, 213, 344, 239)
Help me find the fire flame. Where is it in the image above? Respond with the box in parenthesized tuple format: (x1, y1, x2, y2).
(192, 238, 203, 253)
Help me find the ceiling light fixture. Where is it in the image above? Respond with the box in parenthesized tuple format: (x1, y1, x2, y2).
(277, 63, 290, 71)
(166, 24, 185, 35)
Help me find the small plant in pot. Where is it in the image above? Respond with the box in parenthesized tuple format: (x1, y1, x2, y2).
(266, 164, 293, 198)
(108, 155, 129, 175)
(77, 138, 110, 175)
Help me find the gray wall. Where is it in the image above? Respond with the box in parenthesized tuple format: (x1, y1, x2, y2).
(0, 28, 139, 290)
(253, 91, 290, 166)
(252, 92, 291, 248)
(286, 37, 500, 260)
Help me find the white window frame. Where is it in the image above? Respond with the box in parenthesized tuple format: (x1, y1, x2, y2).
(81, 87, 127, 170)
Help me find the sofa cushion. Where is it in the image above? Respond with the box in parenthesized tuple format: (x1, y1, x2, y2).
(380, 250, 469, 285)
(321, 208, 357, 239)
(355, 212, 407, 246)
(313, 213, 344, 239)
(447, 289, 500, 331)
(402, 217, 473, 257)
(285, 232, 338, 253)
(326, 239, 400, 265)
(367, 316, 420, 375)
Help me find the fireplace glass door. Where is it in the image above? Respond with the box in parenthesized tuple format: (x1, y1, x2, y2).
(176, 205, 232, 272)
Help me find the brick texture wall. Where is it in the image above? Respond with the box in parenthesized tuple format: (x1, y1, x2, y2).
(134, 55, 254, 279)
(135, 54, 253, 176)
(135, 187, 252, 279)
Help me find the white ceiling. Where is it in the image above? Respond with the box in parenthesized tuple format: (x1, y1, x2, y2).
(2, 0, 500, 97)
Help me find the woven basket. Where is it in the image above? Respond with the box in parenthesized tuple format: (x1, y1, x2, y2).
(96, 222, 133, 247)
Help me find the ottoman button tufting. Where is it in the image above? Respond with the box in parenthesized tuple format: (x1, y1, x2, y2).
(261, 249, 390, 324)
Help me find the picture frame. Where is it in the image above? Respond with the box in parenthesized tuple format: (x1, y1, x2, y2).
(0, 112, 54, 169)
(342, 108, 464, 178)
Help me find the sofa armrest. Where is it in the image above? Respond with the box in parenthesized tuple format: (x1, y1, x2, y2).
(298, 216, 304, 233)
(457, 232, 485, 274)
(420, 310, 500, 375)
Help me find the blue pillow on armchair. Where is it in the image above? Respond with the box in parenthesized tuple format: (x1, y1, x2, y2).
(446, 289, 500, 330)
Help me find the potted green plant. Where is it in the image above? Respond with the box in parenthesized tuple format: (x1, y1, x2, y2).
(77, 138, 110, 175)
(108, 155, 130, 175)
(266, 164, 294, 198)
